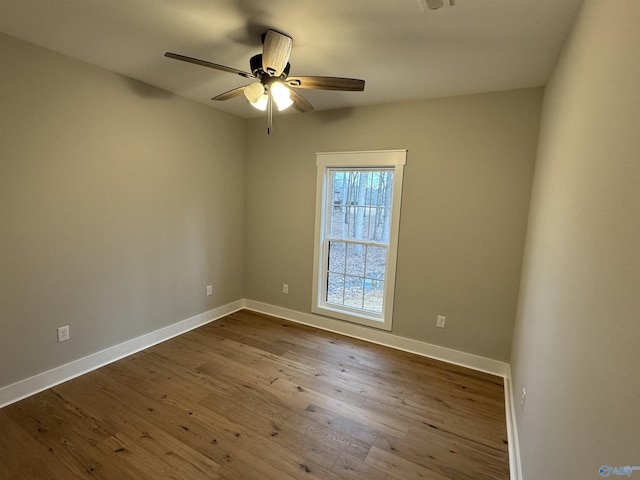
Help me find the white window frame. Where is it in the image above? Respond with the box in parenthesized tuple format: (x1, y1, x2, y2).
(312, 150, 406, 331)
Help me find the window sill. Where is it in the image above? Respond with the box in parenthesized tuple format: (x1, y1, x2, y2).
(311, 304, 392, 331)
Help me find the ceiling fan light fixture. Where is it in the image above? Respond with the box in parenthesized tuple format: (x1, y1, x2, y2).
(250, 94, 268, 111)
(166, 29, 364, 133)
(275, 96, 293, 111)
(270, 82, 293, 111)
(244, 82, 265, 103)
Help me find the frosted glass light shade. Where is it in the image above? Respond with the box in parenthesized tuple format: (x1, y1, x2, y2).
(271, 82, 292, 111)
(251, 94, 268, 111)
(244, 82, 265, 103)
(275, 96, 293, 111)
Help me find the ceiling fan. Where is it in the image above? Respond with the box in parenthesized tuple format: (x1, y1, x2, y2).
(165, 29, 365, 134)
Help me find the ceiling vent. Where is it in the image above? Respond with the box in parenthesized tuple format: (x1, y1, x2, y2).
(419, 0, 455, 11)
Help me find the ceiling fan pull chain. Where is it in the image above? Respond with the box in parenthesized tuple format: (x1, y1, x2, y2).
(267, 90, 274, 135)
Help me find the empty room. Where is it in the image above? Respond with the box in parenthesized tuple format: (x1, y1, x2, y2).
(1, 1, 638, 479)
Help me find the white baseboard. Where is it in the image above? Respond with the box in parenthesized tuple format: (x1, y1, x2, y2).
(0, 300, 244, 409)
(504, 367, 523, 480)
(243, 299, 510, 378)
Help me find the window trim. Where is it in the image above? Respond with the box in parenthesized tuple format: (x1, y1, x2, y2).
(312, 150, 406, 331)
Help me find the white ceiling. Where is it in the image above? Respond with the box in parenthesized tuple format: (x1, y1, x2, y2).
(0, 0, 583, 119)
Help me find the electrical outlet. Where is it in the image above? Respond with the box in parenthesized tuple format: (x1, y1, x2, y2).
(521, 387, 526, 411)
(57, 325, 70, 342)
(418, 0, 455, 12)
(206, 285, 213, 296)
(282, 283, 289, 294)
(436, 315, 446, 328)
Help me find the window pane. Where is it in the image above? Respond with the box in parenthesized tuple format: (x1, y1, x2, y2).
(346, 242, 365, 277)
(363, 279, 384, 313)
(328, 241, 345, 273)
(365, 245, 387, 280)
(351, 206, 369, 242)
(328, 169, 394, 245)
(343, 275, 364, 309)
(327, 273, 345, 305)
(325, 170, 392, 313)
(330, 204, 345, 238)
(365, 206, 388, 242)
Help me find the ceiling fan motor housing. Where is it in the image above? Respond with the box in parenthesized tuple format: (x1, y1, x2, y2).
(249, 54, 290, 80)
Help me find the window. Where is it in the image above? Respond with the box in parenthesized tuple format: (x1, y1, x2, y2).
(312, 150, 406, 331)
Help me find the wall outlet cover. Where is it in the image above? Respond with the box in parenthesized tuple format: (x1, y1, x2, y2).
(57, 325, 70, 342)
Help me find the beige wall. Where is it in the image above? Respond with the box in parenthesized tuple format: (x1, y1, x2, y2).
(0, 33, 246, 388)
(0, 26, 545, 395)
(510, 0, 640, 477)
(245, 88, 543, 362)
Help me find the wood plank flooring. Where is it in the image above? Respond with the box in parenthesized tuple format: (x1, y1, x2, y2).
(0, 310, 510, 479)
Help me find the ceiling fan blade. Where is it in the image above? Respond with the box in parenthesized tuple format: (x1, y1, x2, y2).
(212, 86, 248, 101)
(262, 30, 292, 77)
(289, 89, 314, 113)
(286, 76, 365, 91)
(164, 52, 255, 79)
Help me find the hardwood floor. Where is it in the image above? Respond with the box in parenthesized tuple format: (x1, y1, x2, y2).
(0, 310, 510, 479)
